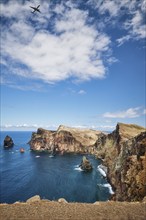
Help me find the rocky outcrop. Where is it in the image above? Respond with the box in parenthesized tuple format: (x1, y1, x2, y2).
(26, 195, 41, 203)
(95, 123, 146, 202)
(29, 123, 146, 202)
(29, 126, 104, 154)
(79, 156, 93, 171)
(3, 135, 14, 148)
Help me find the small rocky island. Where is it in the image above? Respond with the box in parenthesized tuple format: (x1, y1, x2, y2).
(79, 156, 93, 171)
(29, 123, 146, 202)
(3, 135, 14, 148)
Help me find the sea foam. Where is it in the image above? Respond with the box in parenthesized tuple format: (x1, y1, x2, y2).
(74, 165, 83, 171)
(102, 183, 114, 194)
(97, 183, 114, 195)
(97, 165, 107, 177)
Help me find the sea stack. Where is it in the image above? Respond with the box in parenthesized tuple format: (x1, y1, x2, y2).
(79, 156, 93, 171)
(3, 135, 14, 148)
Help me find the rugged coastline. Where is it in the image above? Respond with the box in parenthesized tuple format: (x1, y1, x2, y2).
(1, 123, 146, 219)
(29, 123, 146, 202)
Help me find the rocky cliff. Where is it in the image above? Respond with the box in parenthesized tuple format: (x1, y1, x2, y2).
(29, 125, 104, 154)
(95, 123, 146, 202)
(29, 123, 146, 202)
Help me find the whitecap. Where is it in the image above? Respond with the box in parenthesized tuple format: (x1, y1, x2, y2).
(74, 167, 83, 171)
(74, 165, 83, 172)
(97, 165, 106, 177)
(103, 183, 114, 194)
(35, 155, 40, 158)
(98, 183, 114, 194)
(49, 155, 54, 158)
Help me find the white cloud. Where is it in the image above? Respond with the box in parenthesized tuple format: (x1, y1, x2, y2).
(116, 35, 131, 46)
(78, 90, 86, 95)
(1, 1, 111, 85)
(98, 1, 119, 17)
(88, 0, 146, 45)
(1, 123, 58, 131)
(124, 10, 146, 39)
(107, 57, 118, 64)
(103, 107, 141, 119)
(97, 125, 115, 130)
(143, 109, 146, 114)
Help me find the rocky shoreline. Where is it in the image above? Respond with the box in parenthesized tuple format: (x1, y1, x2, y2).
(1, 123, 146, 219)
(28, 123, 146, 202)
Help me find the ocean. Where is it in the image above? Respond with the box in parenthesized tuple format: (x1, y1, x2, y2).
(0, 131, 111, 204)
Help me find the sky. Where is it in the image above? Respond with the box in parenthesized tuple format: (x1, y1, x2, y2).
(0, 0, 146, 131)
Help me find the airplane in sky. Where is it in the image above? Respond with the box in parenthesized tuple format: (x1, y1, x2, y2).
(30, 5, 41, 13)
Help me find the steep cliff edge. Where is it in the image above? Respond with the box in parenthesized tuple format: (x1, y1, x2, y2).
(29, 123, 146, 202)
(96, 123, 146, 201)
(29, 125, 105, 154)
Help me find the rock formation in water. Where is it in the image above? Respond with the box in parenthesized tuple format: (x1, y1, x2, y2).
(79, 156, 93, 171)
(29, 123, 146, 202)
(3, 135, 14, 148)
(29, 125, 104, 154)
(95, 123, 146, 202)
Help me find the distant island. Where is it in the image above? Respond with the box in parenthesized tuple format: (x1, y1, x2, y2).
(29, 123, 146, 202)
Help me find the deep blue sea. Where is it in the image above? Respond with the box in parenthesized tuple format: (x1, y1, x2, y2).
(0, 131, 111, 204)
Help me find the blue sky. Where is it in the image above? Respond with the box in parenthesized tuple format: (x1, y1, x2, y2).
(0, 0, 146, 131)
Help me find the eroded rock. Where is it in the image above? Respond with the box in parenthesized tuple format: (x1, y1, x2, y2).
(3, 135, 14, 148)
(58, 198, 68, 203)
(79, 156, 93, 171)
(95, 123, 146, 202)
(29, 125, 104, 154)
(26, 195, 41, 203)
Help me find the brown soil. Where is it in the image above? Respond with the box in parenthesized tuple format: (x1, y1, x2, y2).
(0, 200, 146, 220)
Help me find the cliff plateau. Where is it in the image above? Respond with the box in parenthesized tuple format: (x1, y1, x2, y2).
(29, 125, 104, 154)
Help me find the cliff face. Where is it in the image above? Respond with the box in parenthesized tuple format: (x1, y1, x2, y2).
(29, 125, 104, 154)
(95, 123, 146, 202)
(29, 123, 146, 202)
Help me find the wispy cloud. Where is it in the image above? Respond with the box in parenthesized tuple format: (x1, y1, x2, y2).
(88, 0, 146, 46)
(103, 107, 142, 119)
(116, 35, 131, 46)
(123, 10, 146, 40)
(96, 125, 115, 131)
(1, 123, 115, 131)
(1, 123, 58, 131)
(66, 88, 87, 95)
(78, 90, 86, 95)
(97, 0, 119, 17)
